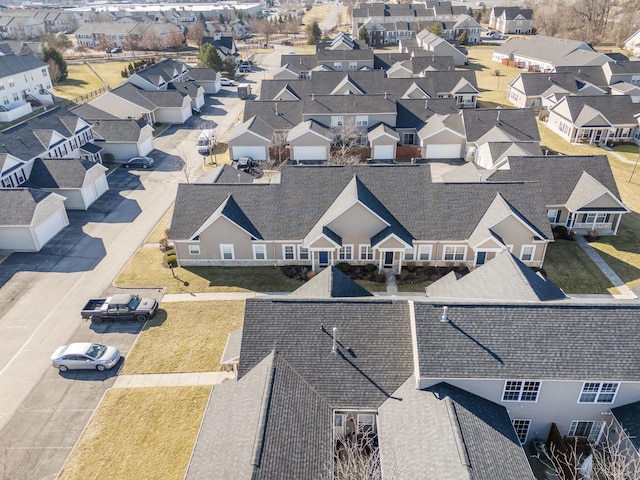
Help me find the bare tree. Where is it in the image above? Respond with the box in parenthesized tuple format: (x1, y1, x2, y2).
(574, 0, 612, 43)
(329, 118, 366, 165)
(47, 59, 62, 87)
(540, 423, 640, 480)
(332, 434, 381, 480)
(141, 29, 163, 52)
(166, 29, 185, 49)
(94, 33, 111, 51)
(122, 33, 141, 55)
(257, 18, 278, 43)
(186, 21, 207, 47)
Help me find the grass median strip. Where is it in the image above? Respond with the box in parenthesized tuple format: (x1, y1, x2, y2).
(58, 386, 210, 480)
(122, 300, 245, 374)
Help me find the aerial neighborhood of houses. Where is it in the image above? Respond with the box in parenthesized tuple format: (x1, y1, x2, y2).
(2, 0, 640, 478)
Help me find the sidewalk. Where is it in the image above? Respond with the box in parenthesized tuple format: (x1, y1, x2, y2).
(112, 371, 234, 388)
(575, 236, 637, 299)
(161, 291, 264, 302)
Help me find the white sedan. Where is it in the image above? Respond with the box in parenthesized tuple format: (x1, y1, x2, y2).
(51, 342, 121, 372)
(220, 77, 236, 86)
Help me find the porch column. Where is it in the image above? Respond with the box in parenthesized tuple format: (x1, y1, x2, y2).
(592, 215, 597, 231)
(312, 251, 316, 272)
(614, 214, 622, 235)
(398, 252, 403, 274)
(378, 251, 384, 272)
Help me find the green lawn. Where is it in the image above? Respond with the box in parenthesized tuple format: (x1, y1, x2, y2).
(122, 300, 245, 374)
(589, 216, 640, 290)
(543, 240, 616, 294)
(611, 143, 639, 162)
(356, 280, 388, 292)
(398, 281, 431, 293)
(58, 387, 210, 480)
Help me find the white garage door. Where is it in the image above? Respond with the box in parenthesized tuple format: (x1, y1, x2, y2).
(373, 145, 395, 160)
(95, 174, 109, 197)
(232, 146, 267, 161)
(83, 184, 98, 207)
(34, 211, 65, 248)
(425, 144, 462, 159)
(294, 146, 326, 161)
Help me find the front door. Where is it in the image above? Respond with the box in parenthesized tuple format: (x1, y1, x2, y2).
(319, 251, 329, 266)
(476, 251, 487, 266)
(594, 130, 603, 143)
(384, 251, 394, 267)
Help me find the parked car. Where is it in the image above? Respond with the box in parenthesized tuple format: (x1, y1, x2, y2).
(124, 156, 154, 169)
(81, 294, 159, 324)
(236, 157, 255, 170)
(51, 342, 121, 372)
(110, 47, 122, 54)
(220, 77, 236, 86)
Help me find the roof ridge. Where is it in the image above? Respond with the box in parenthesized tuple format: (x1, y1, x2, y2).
(444, 396, 472, 476)
(251, 350, 276, 467)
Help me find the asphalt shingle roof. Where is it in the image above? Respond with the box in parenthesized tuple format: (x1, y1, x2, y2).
(0, 52, 46, 77)
(290, 265, 373, 298)
(23, 158, 95, 189)
(462, 108, 540, 143)
(169, 165, 552, 243)
(414, 302, 640, 380)
(0, 188, 52, 225)
(612, 401, 640, 452)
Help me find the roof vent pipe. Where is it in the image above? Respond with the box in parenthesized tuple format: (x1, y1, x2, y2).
(332, 327, 338, 353)
(312, 92, 315, 101)
(496, 109, 501, 123)
(441, 306, 449, 323)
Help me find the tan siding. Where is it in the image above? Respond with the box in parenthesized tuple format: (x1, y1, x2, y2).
(308, 237, 337, 249)
(199, 216, 254, 259)
(376, 236, 406, 249)
(422, 129, 464, 144)
(31, 195, 68, 229)
(582, 193, 623, 209)
(228, 131, 269, 148)
(326, 203, 387, 245)
(289, 132, 331, 147)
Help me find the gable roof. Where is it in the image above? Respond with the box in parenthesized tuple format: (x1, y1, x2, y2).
(378, 380, 535, 480)
(462, 108, 540, 143)
(428, 251, 566, 302)
(487, 155, 622, 208)
(611, 401, 640, 453)
(550, 95, 639, 125)
(290, 266, 373, 298)
(108, 83, 187, 109)
(0, 52, 46, 77)
(493, 36, 597, 66)
(414, 302, 640, 381)
(170, 165, 552, 243)
(24, 158, 99, 189)
(0, 188, 53, 225)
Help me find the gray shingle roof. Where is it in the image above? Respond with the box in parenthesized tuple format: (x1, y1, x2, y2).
(462, 108, 540, 143)
(109, 83, 187, 109)
(551, 95, 639, 125)
(0, 188, 52, 225)
(239, 297, 413, 408)
(611, 401, 640, 452)
(414, 302, 640, 380)
(87, 119, 145, 143)
(427, 250, 566, 302)
(290, 265, 373, 298)
(488, 155, 621, 207)
(378, 380, 535, 480)
(0, 52, 46, 77)
(493, 36, 595, 66)
(220, 328, 243, 365)
(23, 158, 96, 189)
(396, 98, 459, 128)
(511, 71, 596, 96)
(170, 165, 551, 243)
(70, 103, 119, 120)
(553, 65, 609, 89)
(242, 100, 303, 130)
(187, 67, 219, 82)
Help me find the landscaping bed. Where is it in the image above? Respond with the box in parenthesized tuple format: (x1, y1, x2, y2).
(398, 264, 470, 284)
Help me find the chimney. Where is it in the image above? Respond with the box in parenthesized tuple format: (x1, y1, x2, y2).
(332, 327, 338, 353)
(275, 102, 278, 115)
(237, 173, 241, 183)
(496, 109, 501, 123)
(441, 306, 449, 323)
(425, 99, 429, 109)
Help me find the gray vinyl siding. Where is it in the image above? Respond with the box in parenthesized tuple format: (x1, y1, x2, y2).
(420, 378, 640, 443)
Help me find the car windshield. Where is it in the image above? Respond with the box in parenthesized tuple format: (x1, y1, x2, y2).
(85, 343, 107, 359)
(128, 295, 141, 309)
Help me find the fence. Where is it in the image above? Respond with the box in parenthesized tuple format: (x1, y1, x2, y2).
(59, 86, 109, 109)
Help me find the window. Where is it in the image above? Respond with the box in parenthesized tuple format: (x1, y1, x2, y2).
(579, 382, 618, 403)
(568, 421, 605, 442)
(356, 115, 368, 126)
(520, 245, 535, 262)
(502, 381, 541, 402)
(220, 244, 234, 260)
(12, 93, 18, 102)
(359, 135, 368, 146)
(253, 244, 266, 260)
(8, 79, 14, 87)
(402, 133, 415, 145)
(417, 245, 432, 261)
(405, 248, 414, 261)
(443, 245, 466, 261)
(0, 83, 4, 91)
(339, 245, 353, 260)
(333, 62, 342, 70)
(349, 61, 358, 70)
(283, 244, 295, 260)
(512, 419, 531, 444)
(547, 209, 561, 224)
(357, 413, 376, 434)
(582, 213, 611, 224)
(298, 247, 309, 260)
(359, 245, 373, 260)
(331, 116, 344, 127)
(41, 68, 48, 77)
(189, 245, 200, 255)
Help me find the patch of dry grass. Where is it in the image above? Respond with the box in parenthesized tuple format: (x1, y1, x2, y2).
(54, 64, 104, 99)
(58, 386, 210, 480)
(88, 60, 131, 88)
(146, 207, 174, 244)
(115, 247, 304, 293)
(122, 300, 245, 374)
(463, 46, 523, 108)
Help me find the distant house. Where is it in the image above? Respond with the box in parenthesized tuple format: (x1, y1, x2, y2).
(0, 52, 53, 122)
(407, 30, 467, 66)
(188, 67, 221, 94)
(489, 7, 534, 35)
(507, 71, 606, 109)
(202, 31, 239, 64)
(624, 28, 640, 57)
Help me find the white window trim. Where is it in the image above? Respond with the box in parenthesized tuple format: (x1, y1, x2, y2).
(359, 245, 373, 261)
(443, 245, 467, 262)
(578, 382, 619, 404)
(220, 244, 235, 260)
(188, 245, 200, 255)
(357, 413, 376, 434)
(252, 244, 267, 260)
(417, 245, 432, 261)
(331, 116, 344, 127)
(502, 380, 541, 403)
(282, 244, 296, 260)
(339, 244, 354, 261)
(568, 420, 605, 442)
(298, 246, 309, 260)
(356, 115, 368, 126)
(520, 244, 535, 262)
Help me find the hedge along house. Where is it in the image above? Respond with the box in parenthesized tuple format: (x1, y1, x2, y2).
(169, 164, 553, 271)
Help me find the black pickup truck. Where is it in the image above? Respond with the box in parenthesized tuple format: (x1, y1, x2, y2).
(81, 294, 158, 325)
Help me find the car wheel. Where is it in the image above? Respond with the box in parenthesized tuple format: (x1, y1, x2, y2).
(143, 165, 148, 169)
(96, 364, 106, 371)
(59, 365, 69, 372)
(136, 314, 148, 322)
(90, 315, 103, 325)
(124, 164, 130, 168)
